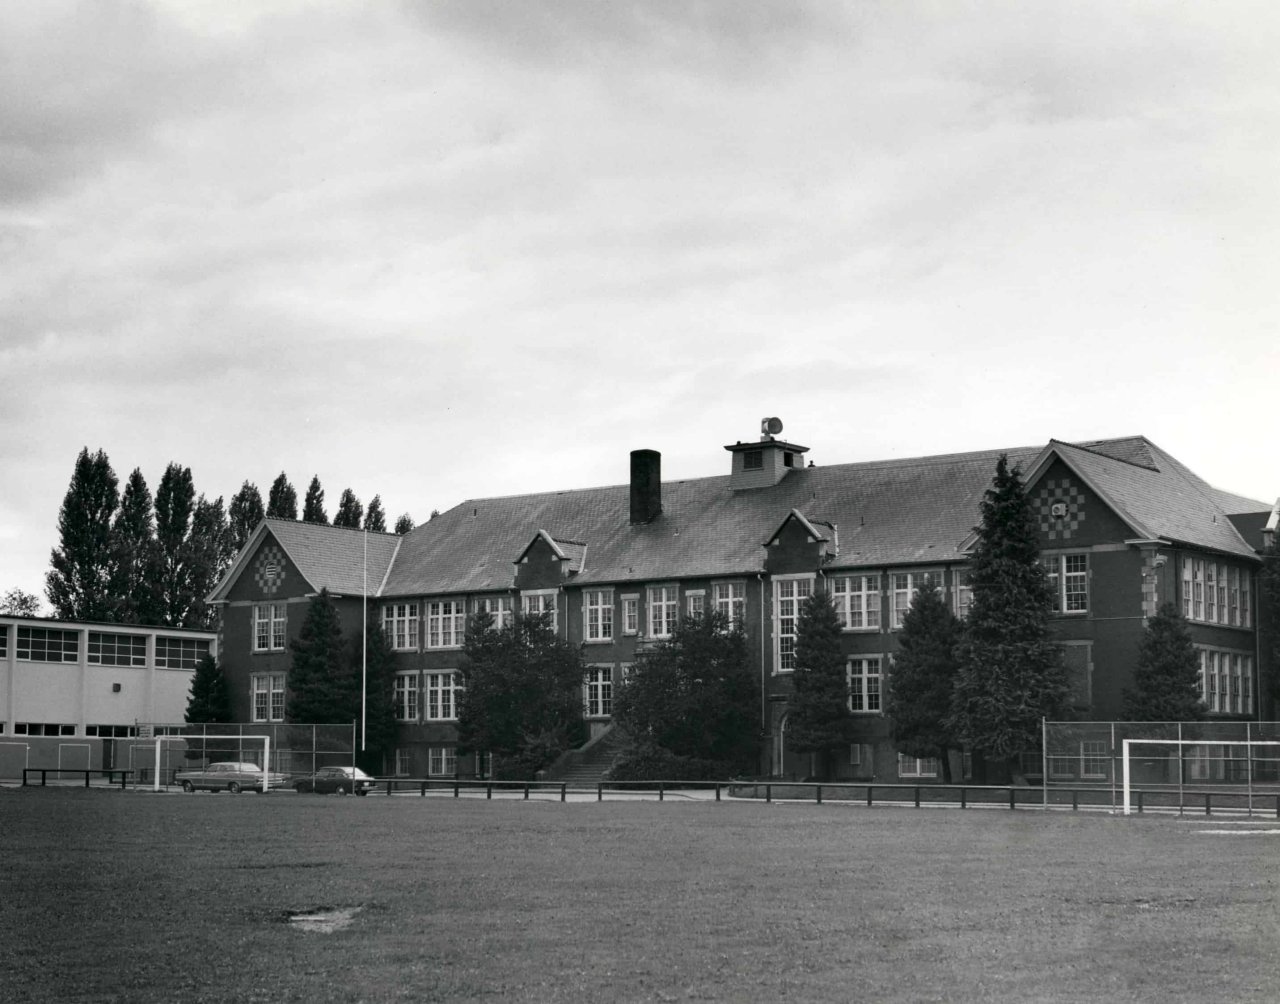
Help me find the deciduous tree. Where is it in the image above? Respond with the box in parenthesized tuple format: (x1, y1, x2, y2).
(46, 447, 119, 621)
(950, 455, 1068, 783)
(885, 581, 962, 782)
(267, 472, 298, 520)
(394, 513, 415, 535)
(363, 495, 387, 533)
(154, 463, 197, 627)
(0, 588, 42, 617)
(228, 481, 265, 552)
(302, 476, 328, 525)
(1122, 602, 1206, 722)
(787, 591, 857, 780)
(107, 467, 162, 625)
(185, 495, 232, 628)
(333, 488, 363, 529)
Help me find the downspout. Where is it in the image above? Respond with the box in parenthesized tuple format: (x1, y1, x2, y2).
(758, 573, 767, 731)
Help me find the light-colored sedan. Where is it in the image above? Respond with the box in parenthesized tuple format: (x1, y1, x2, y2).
(174, 761, 290, 793)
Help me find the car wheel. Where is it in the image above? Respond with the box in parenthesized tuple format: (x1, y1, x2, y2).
(356, 789, 368, 796)
(181, 780, 194, 793)
(337, 784, 350, 795)
(228, 781, 241, 794)
(294, 782, 308, 793)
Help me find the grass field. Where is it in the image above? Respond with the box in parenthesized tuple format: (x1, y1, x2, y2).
(2, 789, 1278, 1003)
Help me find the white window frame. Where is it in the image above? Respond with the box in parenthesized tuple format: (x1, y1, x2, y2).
(773, 575, 814, 673)
(897, 754, 939, 778)
(475, 595, 514, 630)
(1044, 553, 1089, 615)
(1196, 646, 1254, 715)
(585, 665, 613, 718)
(890, 570, 941, 629)
(428, 747, 457, 777)
(382, 602, 420, 651)
(522, 589, 559, 632)
(425, 671, 461, 721)
(253, 603, 287, 652)
(426, 600, 466, 649)
(848, 656, 882, 713)
(17, 626, 79, 663)
(583, 589, 614, 643)
(394, 671, 419, 722)
(830, 574, 881, 631)
(712, 581, 746, 630)
(87, 631, 147, 667)
(251, 673, 285, 723)
(621, 594, 639, 636)
(952, 568, 974, 620)
(647, 584, 679, 640)
(685, 589, 705, 620)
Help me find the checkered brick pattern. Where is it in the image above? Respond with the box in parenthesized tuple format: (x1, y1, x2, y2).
(254, 545, 286, 596)
(1036, 477, 1087, 541)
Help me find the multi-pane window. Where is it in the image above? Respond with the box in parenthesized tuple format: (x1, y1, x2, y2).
(87, 632, 147, 667)
(17, 627, 79, 663)
(15, 722, 76, 736)
(1197, 648, 1254, 715)
(585, 666, 613, 718)
(848, 657, 882, 713)
(830, 575, 880, 630)
(428, 747, 457, 777)
(253, 604, 287, 652)
(394, 672, 419, 722)
(647, 585, 679, 639)
(86, 724, 137, 738)
(584, 590, 614, 642)
(621, 595, 639, 635)
(1183, 559, 1252, 627)
(898, 755, 939, 778)
(774, 577, 813, 672)
(475, 751, 493, 779)
(522, 591, 558, 631)
(475, 595, 514, 630)
(425, 672, 461, 720)
(685, 591, 705, 619)
(1045, 554, 1089, 614)
(1205, 563, 1217, 623)
(426, 601, 465, 649)
(890, 571, 940, 629)
(713, 581, 746, 629)
(0, 625, 7, 658)
(953, 569, 974, 620)
(394, 749, 412, 777)
(252, 673, 285, 722)
(382, 603, 420, 650)
(155, 637, 211, 669)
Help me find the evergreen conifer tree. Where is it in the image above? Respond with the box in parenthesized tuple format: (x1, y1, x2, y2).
(885, 580, 961, 782)
(228, 481, 265, 552)
(185, 654, 234, 723)
(288, 590, 356, 723)
(46, 447, 119, 621)
(394, 513, 415, 535)
(352, 620, 398, 773)
(107, 467, 162, 624)
(333, 488, 363, 529)
(302, 476, 328, 525)
(786, 590, 857, 779)
(267, 472, 298, 520)
(154, 463, 196, 627)
(1122, 602, 1206, 721)
(363, 495, 387, 533)
(950, 455, 1068, 782)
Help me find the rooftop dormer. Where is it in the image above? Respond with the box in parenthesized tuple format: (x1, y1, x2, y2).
(725, 418, 809, 491)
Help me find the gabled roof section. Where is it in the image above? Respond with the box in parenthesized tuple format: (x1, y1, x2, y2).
(1028, 438, 1269, 557)
(513, 530, 587, 573)
(208, 518, 402, 602)
(764, 509, 831, 546)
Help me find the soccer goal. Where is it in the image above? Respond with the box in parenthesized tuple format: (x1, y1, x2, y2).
(145, 734, 272, 792)
(1121, 738, 1280, 815)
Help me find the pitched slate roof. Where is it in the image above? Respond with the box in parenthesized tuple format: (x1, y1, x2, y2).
(1033, 438, 1268, 558)
(208, 519, 402, 601)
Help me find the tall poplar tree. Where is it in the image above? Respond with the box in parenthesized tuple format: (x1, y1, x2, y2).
(186, 495, 232, 628)
(787, 590, 857, 780)
(154, 463, 196, 627)
(950, 455, 1067, 783)
(1122, 603, 1206, 722)
(46, 447, 119, 621)
(288, 590, 356, 724)
(267, 472, 298, 520)
(885, 581, 962, 782)
(363, 495, 387, 533)
(107, 467, 162, 624)
(302, 476, 328, 525)
(333, 488, 363, 529)
(228, 481, 265, 552)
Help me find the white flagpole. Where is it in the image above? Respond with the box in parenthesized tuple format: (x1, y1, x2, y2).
(361, 527, 368, 752)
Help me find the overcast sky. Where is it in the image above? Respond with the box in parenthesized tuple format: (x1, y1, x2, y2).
(3, 1, 1278, 606)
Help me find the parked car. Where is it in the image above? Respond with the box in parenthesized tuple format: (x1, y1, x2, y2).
(174, 761, 290, 794)
(293, 766, 378, 796)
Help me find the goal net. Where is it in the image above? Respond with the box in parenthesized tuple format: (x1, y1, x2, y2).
(1120, 738, 1280, 815)
(146, 734, 270, 792)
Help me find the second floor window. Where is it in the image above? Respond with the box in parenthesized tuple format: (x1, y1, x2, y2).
(1045, 554, 1089, 614)
(713, 581, 745, 630)
(647, 585, 679, 639)
(522, 591, 558, 632)
(848, 657, 882, 713)
(621, 595, 639, 635)
(253, 603, 287, 652)
(382, 603, 419, 651)
(891, 571, 940, 629)
(584, 590, 614, 642)
(774, 576, 813, 672)
(87, 631, 147, 667)
(831, 575, 880, 631)
(475, 595, 514, 630)
(426, 601, 465, 649)
(17, 627, 79, 663)
(425, 672, 461, 720)
(394, 672, 419, 722)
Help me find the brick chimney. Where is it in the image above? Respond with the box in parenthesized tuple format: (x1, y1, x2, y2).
(630, 449, 662, 524)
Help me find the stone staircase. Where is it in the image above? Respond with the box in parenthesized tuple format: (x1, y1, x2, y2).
(548, 726, 630, 787)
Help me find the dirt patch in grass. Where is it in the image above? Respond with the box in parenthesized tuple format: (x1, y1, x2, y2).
(1, 789, 1278, 1002)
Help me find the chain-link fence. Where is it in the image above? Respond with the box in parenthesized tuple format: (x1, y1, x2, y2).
(1043, 721, 1280, 814)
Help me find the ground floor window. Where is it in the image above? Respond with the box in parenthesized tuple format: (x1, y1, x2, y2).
(394, 748, 412, 777)
(898, 755, 939, 778)
(15, 722, 76, 736)
(585, 666, 612, 718)
(475, 752, 492, 779)
(85, 725, 137, 738)
(428, 747, 457, 777)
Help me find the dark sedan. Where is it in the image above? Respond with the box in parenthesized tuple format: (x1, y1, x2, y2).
(293, 766, 378, 795)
